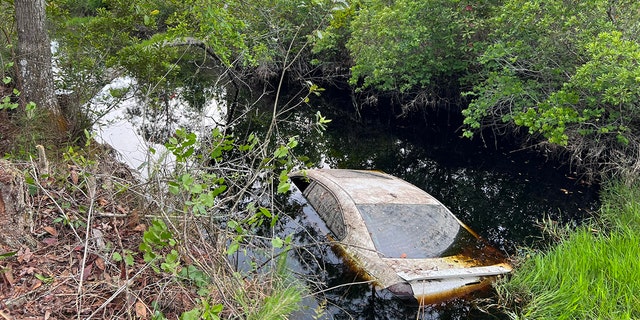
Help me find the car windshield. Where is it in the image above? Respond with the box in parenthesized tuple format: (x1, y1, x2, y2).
(357, 203, 465, 258)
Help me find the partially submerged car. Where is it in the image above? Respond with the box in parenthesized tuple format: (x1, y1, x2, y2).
(290, 169, 512, 304)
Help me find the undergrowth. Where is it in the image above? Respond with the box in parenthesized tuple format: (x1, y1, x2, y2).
(0, 127, 309, 319)
(498, 181, 640, 319)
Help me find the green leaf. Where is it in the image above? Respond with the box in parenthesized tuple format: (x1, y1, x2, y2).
(35, 273, 54, 283)
(287, 136, 298, 148)
(180, 308, 201, 320)
(112, 252, 123, 262)
(277, 182, 291, 194)
(227, 241, 240, 256)
(271, 236, 284, 249)
(124, 253, 135, 266)
(0, 251, 17, 260)
(259, 207, 272, 218)
(168, 183, 180, 195)
(273, 146, 288, 158)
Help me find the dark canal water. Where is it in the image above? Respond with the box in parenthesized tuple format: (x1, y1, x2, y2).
(269, 94, 600, 319)
(96, 83, 600, 319)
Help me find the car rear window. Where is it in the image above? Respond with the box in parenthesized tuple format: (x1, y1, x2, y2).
(303, 182, 347, 240)
(357, 204, 463, 258)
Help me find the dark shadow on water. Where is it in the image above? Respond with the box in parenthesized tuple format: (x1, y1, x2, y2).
(267, 94, 599, 319)
(107, 85, 600, 319)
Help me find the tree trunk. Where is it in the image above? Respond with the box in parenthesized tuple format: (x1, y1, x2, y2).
(0, 160, 36, 250)
(14, 0, 67, 132)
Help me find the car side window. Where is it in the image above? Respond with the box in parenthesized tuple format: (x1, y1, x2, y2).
(304, 182, 347, 240)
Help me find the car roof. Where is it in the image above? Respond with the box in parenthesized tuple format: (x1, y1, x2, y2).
(300, 169, 441, 205)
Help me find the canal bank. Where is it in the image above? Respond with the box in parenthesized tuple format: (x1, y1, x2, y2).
(497, 181, 640, 319)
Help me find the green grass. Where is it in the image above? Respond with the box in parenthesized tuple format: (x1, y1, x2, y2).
(501, 182, 640, 319)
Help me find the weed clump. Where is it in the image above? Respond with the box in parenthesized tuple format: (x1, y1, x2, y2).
(499, 182, 640, 319)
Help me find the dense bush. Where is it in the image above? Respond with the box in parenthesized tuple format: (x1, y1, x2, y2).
(462, 0, 640, 178)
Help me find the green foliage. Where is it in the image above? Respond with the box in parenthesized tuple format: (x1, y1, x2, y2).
(1, 51, 20, 111)
(163, 127, 302, 262)
(165, 129, 229, 217)
(309, 0, 354, 70)
(50, 0, 248, 105)
(112, 250, 135, 266)
(314, 111, 332, 135)
(165, 128, 197, 162)
(463, 0, 640, 148)
(51, 0, 105, 17)
(180, 299, 223, 320)
(248, 284, 302, 320)
(226, 206, 290, 257)
(167, 171, 227, 217)
(139, 219, 177, 264)
(230, 0, 336, 71)
(346, 0, 494, 92)
(0, 1, 16, 57)
(138, 218, 222, 318)
(458, 0, 640, 177)
(272, 136, 299, 194)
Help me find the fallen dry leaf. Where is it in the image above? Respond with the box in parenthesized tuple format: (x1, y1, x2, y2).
(31, 279, 42, 290)
(70, 170, 79, 185)
(82, 264, 93, 281)
(116, 205, 128, 214)
(135, 300, 147, 319)
(17, 248, 33, 263)
(42, 226, 58, 236)
(42, 238, 58, 246)
(133, 224, 146, 232)
(2, 266, 14, 286)
(19, 266, 36, 276)
(94, 257, 105, 270)
(98, 197, 109, 207)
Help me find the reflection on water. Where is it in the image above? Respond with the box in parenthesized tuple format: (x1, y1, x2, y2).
(92, 77, 226, 177)
(296, 107, 599, 254)
(274, 98, 598, 319)
(96, 84, 599, 319)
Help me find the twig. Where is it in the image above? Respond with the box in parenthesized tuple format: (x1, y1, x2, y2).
(29, 164, 82, 242)
(77, 174, 97, 319)
(0, 309, 11, 320)
(305, 279, 376, 297)
(84, 262, 152, 320)
(111, 204, 134, 320)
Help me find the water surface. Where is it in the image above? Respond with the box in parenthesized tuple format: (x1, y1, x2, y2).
(95, 85, 599, 319)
